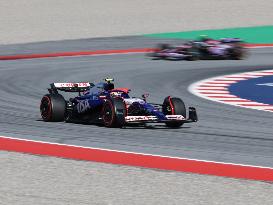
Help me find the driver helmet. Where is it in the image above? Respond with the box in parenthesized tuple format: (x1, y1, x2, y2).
(198, 34, 211, 42)
(104, 77, 114, 91)
(104, 82, 114, 91)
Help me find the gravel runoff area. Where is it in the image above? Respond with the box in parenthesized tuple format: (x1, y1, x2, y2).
(1, 0, 273, 204)
(1, 0, 273, 44)
(1, 151, 273, 205)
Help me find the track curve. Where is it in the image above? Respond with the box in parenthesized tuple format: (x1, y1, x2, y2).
(1, 39, 273, 167)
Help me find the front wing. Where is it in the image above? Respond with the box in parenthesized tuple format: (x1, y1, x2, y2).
(125, 107, 198, 123)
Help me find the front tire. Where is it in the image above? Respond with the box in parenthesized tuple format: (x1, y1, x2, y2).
(185, 47, 200, 61)
(40, 94, 66, 122)
(228, 45, 247, 60)
(162, 97, 186, 128)
(186, 54, 199, 61)
(101, 98, 126, 128)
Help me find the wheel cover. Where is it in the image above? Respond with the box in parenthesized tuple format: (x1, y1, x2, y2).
(102, 102, 114, 126)
(40, 97, 51, 120)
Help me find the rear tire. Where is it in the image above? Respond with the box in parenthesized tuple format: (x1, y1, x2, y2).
(101, 98, 126, 128)
(40, 94, 66, 122)
(162, 97, 186, 128)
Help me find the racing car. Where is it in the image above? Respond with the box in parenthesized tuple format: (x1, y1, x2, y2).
(148, 43, 199, 61)
(148, 37, 247, 60)
(40, 78, 198, 128)
(190, 37, 247, 60)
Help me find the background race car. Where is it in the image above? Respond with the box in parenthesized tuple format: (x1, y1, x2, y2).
(40, 79, 198, 128)
(148, 43, 199, 61)
(191, 38, 248, 60)
(148, 38, 248, 61)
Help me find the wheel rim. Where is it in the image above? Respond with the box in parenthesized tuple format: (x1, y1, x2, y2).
(40, 97, 51, 120)
(163, 103, 172, 115)
(102, 102, 114, 126)
(163, 97, 175, 115)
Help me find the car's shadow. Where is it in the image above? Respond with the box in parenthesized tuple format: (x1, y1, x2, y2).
(121, 124, 192, 129)
(36, 119, 191, 129)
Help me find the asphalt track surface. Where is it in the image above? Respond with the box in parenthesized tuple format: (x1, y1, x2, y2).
(1, 37, 273, 168)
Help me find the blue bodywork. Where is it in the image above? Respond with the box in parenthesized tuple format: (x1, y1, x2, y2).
(72, 82, 169, 121)
(42, 81, 197, 126)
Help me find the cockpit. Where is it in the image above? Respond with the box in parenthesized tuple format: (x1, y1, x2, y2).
(84, 81, 130, 99)
(109, 88, 130, 98)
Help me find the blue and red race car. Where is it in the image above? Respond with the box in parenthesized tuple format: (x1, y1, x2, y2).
(40, 78, 198, 128)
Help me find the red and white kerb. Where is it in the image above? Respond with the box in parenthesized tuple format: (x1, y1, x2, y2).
(189, 69, 273, 113)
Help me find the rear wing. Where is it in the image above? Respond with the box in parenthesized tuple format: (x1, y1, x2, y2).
(48, 82, 94, 94)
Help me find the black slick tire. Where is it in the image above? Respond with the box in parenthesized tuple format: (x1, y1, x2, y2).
(162, 97, 186, 128)
(101, 98, 126, 128)
(228, 45, 246, 60)
(40, 94, 66, 122)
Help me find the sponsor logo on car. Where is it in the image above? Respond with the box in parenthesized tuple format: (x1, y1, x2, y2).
(77, 100, 90, 113)
(165, 115, 185, 120)
(125, 116, 157, 122)
(54, 82, 90, 88)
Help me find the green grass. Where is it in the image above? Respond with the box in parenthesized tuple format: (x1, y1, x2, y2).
(144, 25, 273, 44)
